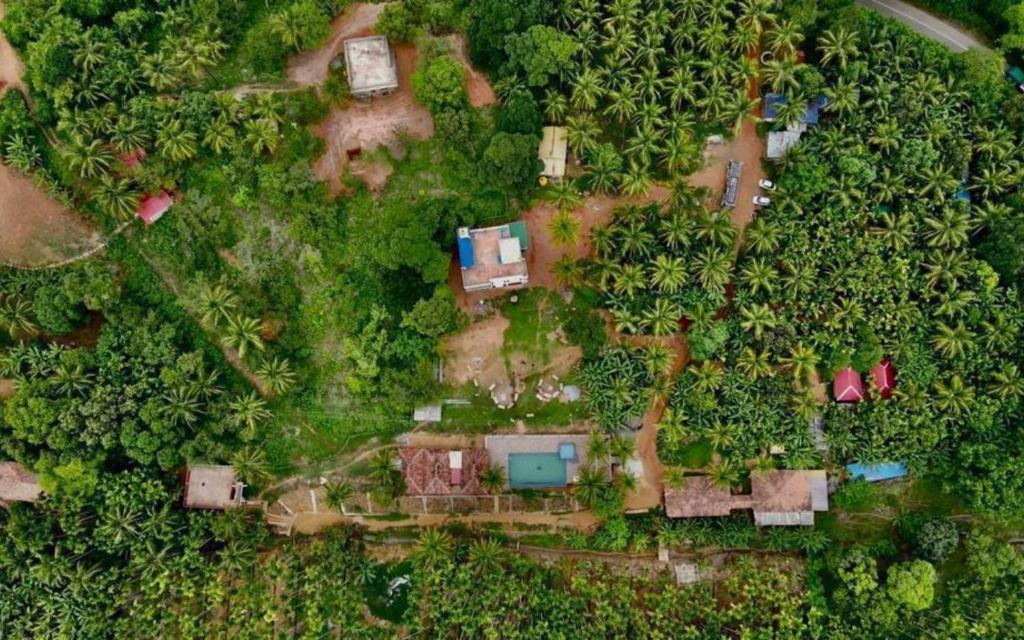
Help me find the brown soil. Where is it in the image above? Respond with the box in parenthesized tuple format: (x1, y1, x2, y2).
(442, 313, 510, 389)
(46, 312, 104, 348)
(448, 34, 497, 108)
(522, 185, 670, 291)
(0, 1, 24, 95)
(348, 156, 394, 193)
(286, 3, 386, 87)
(401, 432, 482, 449)
(287, 3, 433, 195)
(688, 53, 766, 235)
(623, 340, 690, 512)
(0, 378, 14, 400)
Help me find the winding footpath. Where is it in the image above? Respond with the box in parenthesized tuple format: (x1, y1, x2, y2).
(856, 0, 987, 51)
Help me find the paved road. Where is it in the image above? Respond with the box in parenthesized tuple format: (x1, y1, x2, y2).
(857, 0, 986, 52)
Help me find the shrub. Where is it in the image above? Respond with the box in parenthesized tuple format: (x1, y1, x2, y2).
(481, 132, 541, 192)
(687, 321, 729, 361)
(411, 53, 467, 114)
(833, 478, 879, 512)
(496, 89, 543, 134)
(377, 2, 419, 43)
(913, 519, 959, 564)
(563, 307, 607, 358)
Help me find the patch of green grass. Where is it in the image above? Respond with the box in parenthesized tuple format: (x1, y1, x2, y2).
(676, 439, 713, 469)
(438, 381, 586, 433)
(501, 288, 569, 366)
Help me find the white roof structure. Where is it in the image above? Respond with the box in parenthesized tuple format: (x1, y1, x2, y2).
(344, 36, 399, 95)
(539, 126, 568, 178)
(448, 450, 463, 469)
(766, 130, 803, 160)
(498, 237, 523, 264)
(183, 465, 245, 510)
(413, 404, 442, 423)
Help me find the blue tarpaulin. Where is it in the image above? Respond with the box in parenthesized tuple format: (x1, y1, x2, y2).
(764, 93, 828, 124)
(457, 232, 475, 269)
(846, 461, 908, 482)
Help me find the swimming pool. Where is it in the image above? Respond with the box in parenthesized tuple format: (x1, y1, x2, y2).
(507, 453, 567, 488)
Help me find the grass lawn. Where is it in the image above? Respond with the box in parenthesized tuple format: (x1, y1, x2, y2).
(500, 288, 569, 367)
(439, 381, 587, 433)
(676, 438, 714, 469)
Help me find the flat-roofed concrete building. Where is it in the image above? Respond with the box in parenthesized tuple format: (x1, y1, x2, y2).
(183, 465, 246, 510)
(457, 222, 529, 292)
(344, 36, 399, 99)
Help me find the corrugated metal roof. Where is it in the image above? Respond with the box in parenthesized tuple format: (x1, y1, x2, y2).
(457, 228, 475, 269)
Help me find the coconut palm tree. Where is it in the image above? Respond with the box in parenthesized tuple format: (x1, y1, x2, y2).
(923, 208, 971, 249)
(93, 175, 141, 220)
(585, 144, 623, 194)
(197, 284, 238, 327)
(768, 20, 804, 55)
(244, 118, 280, 155)
(650, 255, 688, 293)
(695, 212, 737, 247)
(547, 179, 583, 213)
(708, 458, 739, 489)
(619, 162, 653, 197)
(781, 342, 819, 383)
(642, 298, 682, 336)
(818, 28, 859, 70)
(223, 315, 265, 359)
(988, 364, 1024, 402)
(257, 357, 296, 395)
(694, 247, 731, 292)
(931, 321, 975, 359)
(762, 58, 801, 95)
(64, 137, 114, 178)
(574, 464, 607, 507)
(644, 343, 675, 378)
(0, 297, 38, 338)
(324, 479, 354, 513)
(542, 89, 569, 123)
(744, 218, 781, 255)
(736, 347, 773, 380)
(51, 363, 94, 397)
(570, 67, 604, 111)
(739, 258, 778, 296)
(553, 256, 585, 288)
(161, 387, 203, 427)
(156, 120, 198, 162)
(232, 446, 271, 484)
(739, 303, 778, 339)
(617, 222, 656, 258)
(548, 211, 582, 248)
(203, 117, 236, 154)
(690, 360, 725, 394)
(933, 375, 974, 416)
(415, 528, 453, 567)
(468, 539, 505, 572)
(228, 391, 271, 438)
(612, 264, 646, 299)
(480, 465, 506, 495)
(567, 113, 601, 157)
(3, 134, 41, 172)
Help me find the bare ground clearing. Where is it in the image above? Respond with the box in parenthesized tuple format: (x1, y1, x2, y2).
(442, 313, 510, 389)
(448, 34, 497, 107)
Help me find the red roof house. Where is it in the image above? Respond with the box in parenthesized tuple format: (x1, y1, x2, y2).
(118, 148, 146, 169)
(870, 359, 895, 399)
(137, 191, 173, 225)
(398, 448, 489, 496)
(833, 367, 864, 403)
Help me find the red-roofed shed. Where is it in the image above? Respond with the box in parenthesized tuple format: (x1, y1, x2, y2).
(118, 148, 146, 169)
(137, 191, 172, 225)
(871, 359, 895, 399)
(833, 367, 864, 403)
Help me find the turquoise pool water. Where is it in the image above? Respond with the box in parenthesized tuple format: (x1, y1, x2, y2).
(508, 453, 567, 488)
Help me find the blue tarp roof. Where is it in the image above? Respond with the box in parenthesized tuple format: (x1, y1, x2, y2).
(846, 461, 908, 482)
(457, 232, 475, 269)
(956, 184, 971, 203)
(763, 93, 829, 124)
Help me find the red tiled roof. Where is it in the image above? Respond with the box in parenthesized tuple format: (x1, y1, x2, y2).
(664, 476, 752, 518)
(833, 367, 864, 403)
(138, 191, 172, 225)
(398, 448, 489, 496)
(870, 359, 895, 399)
(664, 471, 828, 522)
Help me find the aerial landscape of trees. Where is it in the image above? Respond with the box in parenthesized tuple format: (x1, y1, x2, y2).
(1, 0, 1024, 636)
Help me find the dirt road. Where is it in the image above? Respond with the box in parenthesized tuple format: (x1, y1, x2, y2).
(286, 3, 386, 87)
(857, 0, 987, 51)
(291, 507, 599, 535)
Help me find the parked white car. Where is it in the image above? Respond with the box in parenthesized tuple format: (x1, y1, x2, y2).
(758, 178, 775, 190)
(753, 195, 771, 207)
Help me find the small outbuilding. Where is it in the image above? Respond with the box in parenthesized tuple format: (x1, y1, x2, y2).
(344, 36, 399, 99)
(137, 191, 173, 225)
(766, 130, 803, 160)
(0, 462, 43, 504)
(833, 367, 864, 403)
(538, 126, 568, 180)
(870, 359, 895, 399)
(457, 222, 529, 292)
(183, 465, 246, 510)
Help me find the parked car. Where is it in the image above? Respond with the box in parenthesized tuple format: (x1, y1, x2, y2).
(753, 195, 771, 207)
(758, 178, 775, 190)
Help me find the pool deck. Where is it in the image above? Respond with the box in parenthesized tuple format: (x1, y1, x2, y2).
(484, 434, 593, 488)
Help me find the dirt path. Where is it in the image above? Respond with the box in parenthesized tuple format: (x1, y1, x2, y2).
(292, 507, 600, 535)
(448, 33, 497, 107)
(623, 334, 689, 512)
(286, 3, 386, 87)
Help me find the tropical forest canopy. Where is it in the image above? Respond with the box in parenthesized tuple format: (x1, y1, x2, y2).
(0, 0, 1023, 637)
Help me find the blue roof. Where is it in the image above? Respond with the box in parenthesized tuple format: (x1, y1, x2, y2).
(457, 233, 475, 269)
(846, 461, 908, 482)
(764, 93, 786, 120)
(764, 93, 829, 124)
(956, 184, 971, 203)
